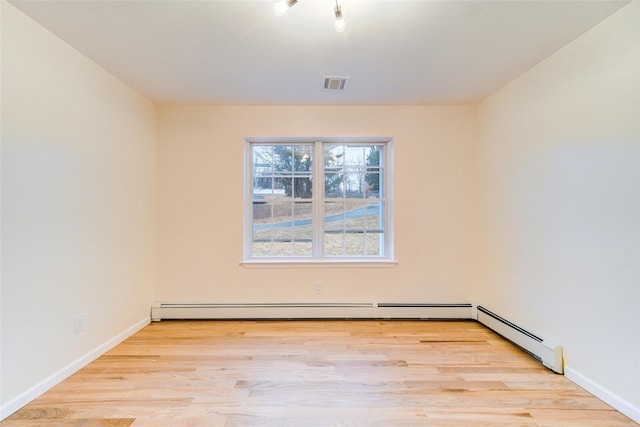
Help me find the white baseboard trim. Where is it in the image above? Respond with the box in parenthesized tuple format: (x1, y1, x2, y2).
(564, 366, 640, 424)
(151, 302, 473, 321)
(0, 316, 150, 421)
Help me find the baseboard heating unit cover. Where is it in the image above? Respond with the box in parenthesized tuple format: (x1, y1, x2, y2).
(151, 302, 472, 321)
(477, 305, 563, 374)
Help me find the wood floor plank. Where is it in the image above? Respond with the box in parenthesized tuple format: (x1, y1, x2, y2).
(1, 320, 637, 426)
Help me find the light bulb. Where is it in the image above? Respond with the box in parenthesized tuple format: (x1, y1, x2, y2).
(334, 5, 345, 32)
(274, 0, 289, 16)
(274, 0, 297, 16)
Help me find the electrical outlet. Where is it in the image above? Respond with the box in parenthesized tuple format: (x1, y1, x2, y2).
(74, 313, 86, 333)
(314, 282, 324, 295)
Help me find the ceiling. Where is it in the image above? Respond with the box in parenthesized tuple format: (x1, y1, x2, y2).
(10, 0, 629, 105)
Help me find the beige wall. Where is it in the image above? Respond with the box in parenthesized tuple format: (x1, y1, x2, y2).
(157, 105, 477, 304)
(476, 0, 639, 413)
(1, 2, 157, 411)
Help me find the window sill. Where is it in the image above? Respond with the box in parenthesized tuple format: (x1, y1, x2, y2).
(240, 259, 398, 268)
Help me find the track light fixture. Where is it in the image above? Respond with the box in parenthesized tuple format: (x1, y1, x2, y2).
(274, 0, 345, 32)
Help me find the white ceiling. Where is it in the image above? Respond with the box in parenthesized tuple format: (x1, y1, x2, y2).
(10, 0, 629, 105)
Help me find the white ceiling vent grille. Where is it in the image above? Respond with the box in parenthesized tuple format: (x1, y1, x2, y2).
(323, 76, 349, 92)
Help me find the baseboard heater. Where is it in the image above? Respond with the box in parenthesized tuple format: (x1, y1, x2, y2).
(151, 302, 472, 322)
(477, 305, 563, 374)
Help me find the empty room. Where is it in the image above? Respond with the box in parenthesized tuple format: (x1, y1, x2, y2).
(1, 0, 639, 425)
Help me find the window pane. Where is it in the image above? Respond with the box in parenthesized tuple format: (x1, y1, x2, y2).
(344, 145, 365, 168)
(365, 172, 382, 198)
(293, 241, 312, 256)
(293, 224, 312, 242)
(253, 176, 273, 196)
(325, 172, 344, 198)
(325, 145, 344, 168)
(252, 200, 274, 257)
(324, 201, 345, 230)
(364, 202, 384, 230)
(364, 201, 384, 256)
(293, 202, 312, 256)
(293, 177, 312, 199)
(344, 172, 365, 198)
(272, 146, 293, 172)
(294, 145, 313, 171)
(366, 232, 382, 256)
(323, 200, 385, 257)
(253, 145, 293, 199)
(276, 176, 293, 199)
(253, 146, 274, 197)
(293, 145, 313, 199)
(324, 230, 344, 256)
(324, 144, 383, 200)
(253, 146, 273, 172)
(366, 145, 383, 167)
(345, 232, 365, 256)
(343, 200, 369, 231)
(252, 200, 313, 257)
(365, 145, 383, 198)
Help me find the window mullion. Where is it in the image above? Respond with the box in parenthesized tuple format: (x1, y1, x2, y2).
(312, 141, 324, 258)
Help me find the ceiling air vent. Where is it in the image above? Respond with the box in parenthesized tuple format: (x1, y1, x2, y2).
(323, 76, 349, 92)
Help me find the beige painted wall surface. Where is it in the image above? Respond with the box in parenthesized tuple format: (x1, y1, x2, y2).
(476, 1, 639, 409)
(157, 105, 476, 304)
(1, 2, 157, 406)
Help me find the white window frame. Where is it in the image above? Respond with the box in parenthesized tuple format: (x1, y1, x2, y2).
(243, 137, 395, 266)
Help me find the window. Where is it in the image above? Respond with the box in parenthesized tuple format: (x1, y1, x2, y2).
(244, 138, 393, 263)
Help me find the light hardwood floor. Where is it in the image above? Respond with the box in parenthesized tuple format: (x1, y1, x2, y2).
(2, 320, 638, 426)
